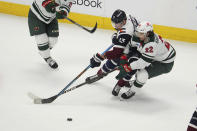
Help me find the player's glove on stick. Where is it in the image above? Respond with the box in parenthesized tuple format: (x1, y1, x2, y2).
(42, 0, 58, 13)
(90, 53, 104, 68)
(116, 55, 132, 80)
(56, 10, 67, 19)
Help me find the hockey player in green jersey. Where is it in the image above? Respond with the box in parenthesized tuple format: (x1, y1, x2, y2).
(113, 21, 176, 99)
(28, 0, 73, 69)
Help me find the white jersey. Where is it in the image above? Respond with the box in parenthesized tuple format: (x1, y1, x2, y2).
(31, 0, 73, 24)
(124, 34, 176, 70)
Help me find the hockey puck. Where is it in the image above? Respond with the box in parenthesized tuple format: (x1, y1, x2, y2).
(67, 118, 72, 121)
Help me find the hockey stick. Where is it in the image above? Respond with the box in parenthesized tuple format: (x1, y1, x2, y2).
(28, 69, 117, 101)
(62, 68, 117, 93)
(64, 17, 97, 33)
(28, 44, 114, 104)
(28, 82, 87, 103)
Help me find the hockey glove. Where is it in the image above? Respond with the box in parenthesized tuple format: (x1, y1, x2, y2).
(90, 53, 104, 68)
(119, 55, 129, 65)
(56, 10, 67, 19)
(111, 33, 118, 44)
(42, 0, 58, 13)
(116, 55, 132, 80)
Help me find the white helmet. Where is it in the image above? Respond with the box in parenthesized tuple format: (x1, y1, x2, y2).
(136, 21, 153, 34)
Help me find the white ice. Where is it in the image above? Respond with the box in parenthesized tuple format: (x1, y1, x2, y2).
(0, 13, 196, 131)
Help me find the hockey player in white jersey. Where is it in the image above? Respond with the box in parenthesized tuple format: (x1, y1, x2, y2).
(114, 21, 176, 99)
(28, 0, 73, 69)
(87, 9, 141, 87)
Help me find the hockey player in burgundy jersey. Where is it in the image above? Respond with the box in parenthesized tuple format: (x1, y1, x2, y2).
(86, 9, 141, 89)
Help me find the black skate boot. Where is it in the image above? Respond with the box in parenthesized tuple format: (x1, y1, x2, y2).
(112, 84, 122, 96)
(44, 57, 58, 69)
(121, 89, 136, 99)
(86, 69, 107, 84)
(112, 79, 127, 96)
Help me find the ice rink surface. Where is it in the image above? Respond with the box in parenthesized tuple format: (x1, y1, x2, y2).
(0, 13, 197, 131)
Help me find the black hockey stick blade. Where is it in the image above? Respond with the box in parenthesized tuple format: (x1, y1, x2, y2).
(40, 95, 58, 104)
(28, 82, 87, 104)
(64, 17, 97, 33)
(89, 22, 97, 33)
(81, 22, 97, 33)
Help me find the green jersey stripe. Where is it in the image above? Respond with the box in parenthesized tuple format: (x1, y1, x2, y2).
(162, 50, 176, 62)
(32, 2, 50, 22)
(35, 1, 51, 19)
(142, 53, 154, 58)
(167, 49, 174, 58)
(162, 46, 176, 61)
(141, 55, 154, 63)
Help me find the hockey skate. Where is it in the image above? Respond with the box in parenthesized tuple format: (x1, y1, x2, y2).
(112, 84, 122, 96)
(85, 69, 107, 84)
(121, 80, 136, 99)
(121, 89, 136, 99)
(44, 57, 58, 69)
(112, 79, 129, 96)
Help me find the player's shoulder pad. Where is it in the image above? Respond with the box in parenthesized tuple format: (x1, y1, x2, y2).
(117, 28, 132, 37)
(117, 16, 135, 36)
(119, 22, 134, 36)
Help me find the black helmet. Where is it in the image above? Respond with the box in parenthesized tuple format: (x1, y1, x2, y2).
(111, 9, 127, 24)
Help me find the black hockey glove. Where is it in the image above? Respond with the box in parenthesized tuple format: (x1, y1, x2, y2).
(90, 53, 104, 68)
(42, 0, 58, 13)
(56, 10, 67, 19)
